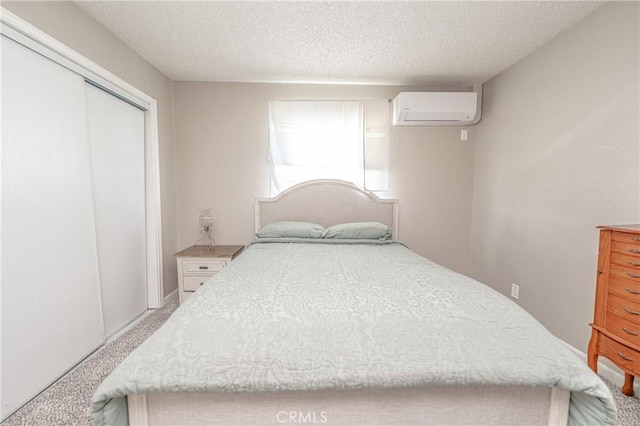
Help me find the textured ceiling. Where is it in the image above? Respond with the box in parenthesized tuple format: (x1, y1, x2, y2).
(76, 1, 604, 85)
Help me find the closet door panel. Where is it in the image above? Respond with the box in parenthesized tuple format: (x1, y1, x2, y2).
(85, 84, 147, 338)
(1, 37, 104, 418)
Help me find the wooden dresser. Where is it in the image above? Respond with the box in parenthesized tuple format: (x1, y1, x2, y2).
(588, 225, 640, 396)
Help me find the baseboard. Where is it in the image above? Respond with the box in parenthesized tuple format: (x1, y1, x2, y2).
(163, 289, 178, 306)
(558, 338, 639, 395)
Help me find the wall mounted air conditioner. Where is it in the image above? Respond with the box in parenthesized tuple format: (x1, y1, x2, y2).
(392, 91, 479, 126)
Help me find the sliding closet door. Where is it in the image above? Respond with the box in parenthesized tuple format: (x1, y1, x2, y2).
(85, 84, 147, 338)
(1, 37, 104, 418)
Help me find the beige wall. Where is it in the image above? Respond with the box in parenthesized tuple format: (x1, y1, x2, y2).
(8, 2, 632, 346)
(173, 83, 476, 273)
(470, 2, 639, 351)
(3, 1, 179, 296)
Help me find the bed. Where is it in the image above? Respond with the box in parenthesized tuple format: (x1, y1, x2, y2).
(92, 180, 616, 426)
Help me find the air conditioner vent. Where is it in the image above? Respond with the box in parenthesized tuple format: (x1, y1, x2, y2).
(392, 92, 478, 126)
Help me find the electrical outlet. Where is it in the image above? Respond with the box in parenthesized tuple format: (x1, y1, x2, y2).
(460, 130, 468, 141)
(511, 283, 520, 300)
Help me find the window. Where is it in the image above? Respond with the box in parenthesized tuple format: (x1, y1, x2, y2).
(268, 100, 389, 196)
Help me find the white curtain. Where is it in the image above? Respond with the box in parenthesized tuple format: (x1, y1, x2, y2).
(364, 100, 390, 191)
(268, 100, 389, 195)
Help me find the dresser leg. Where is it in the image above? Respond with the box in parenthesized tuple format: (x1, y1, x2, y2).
(587, 330, 599, 373)
(621, 373, 635, 396)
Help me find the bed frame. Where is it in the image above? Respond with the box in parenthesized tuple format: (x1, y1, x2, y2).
(129, 386, 569, 426)
(126, 180, 570, 426)
(255, 179, 399, 238)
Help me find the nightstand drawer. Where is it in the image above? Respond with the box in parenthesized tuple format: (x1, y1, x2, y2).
(599, 334, 639, 375)
(183, 260, 226, 273)
(183, 276, 213, 292)
(182, 291, 194, 303)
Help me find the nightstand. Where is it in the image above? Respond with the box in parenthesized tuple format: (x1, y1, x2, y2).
(174, 245, 244, 304)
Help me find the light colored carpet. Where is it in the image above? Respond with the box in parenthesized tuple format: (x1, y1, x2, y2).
(3, 299, 639, 426)
(603, 377, 640, 426)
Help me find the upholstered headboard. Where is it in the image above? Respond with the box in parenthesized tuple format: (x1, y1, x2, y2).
(255, 180, 399, 238)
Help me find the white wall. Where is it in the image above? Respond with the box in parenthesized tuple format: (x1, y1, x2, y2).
(470, 1, 639, 351)
(4, 1, 179, 296)
(173, 82, 476, 273)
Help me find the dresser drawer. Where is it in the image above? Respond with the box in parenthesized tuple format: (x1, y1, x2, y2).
(183, 275, 213, 292)
(182, 260, 226, 274)
(606, 311, 640, 346)
(612, 241, 640, 258)
(609, 274, 640, 301)
(610, 263, 640, 283)
(611, 253, 640, 270)
(612, 231, 640, 245)
(182, 291, 194, 303)
(599, 334, 640, 375)
(607, 293, 640, 325)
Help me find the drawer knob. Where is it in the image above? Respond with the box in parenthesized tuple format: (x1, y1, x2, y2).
(626, 287, 640, 295)
(617, 352, 634, 362)
(200, 282, 204, 286)
(630, 249, 640, 254)
(628, 272, 640, 279)
(199, 266, 209, 270)
(629, 261, 640, 267)
(624, 307, 640, 315)
(622, 327, 639, 336)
